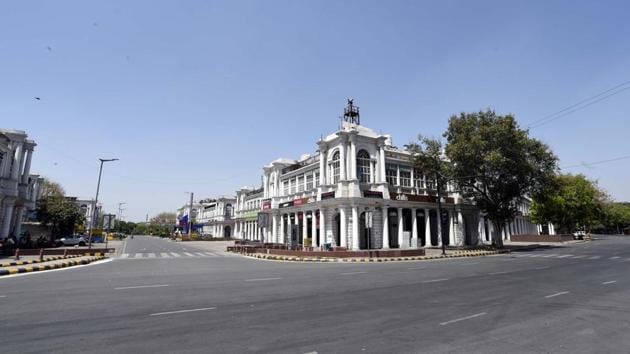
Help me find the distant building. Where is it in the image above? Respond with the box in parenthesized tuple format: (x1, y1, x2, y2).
(0, 129, 41, 239)
(198, 197, 235, 237)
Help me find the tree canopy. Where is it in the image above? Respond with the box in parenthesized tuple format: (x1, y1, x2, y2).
(440, 110, 557, 247)
(36, 196, 85, 238)
(531, 174, 607, 234)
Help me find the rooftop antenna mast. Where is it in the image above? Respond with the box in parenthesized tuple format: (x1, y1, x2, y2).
(343, 98, 360, 125)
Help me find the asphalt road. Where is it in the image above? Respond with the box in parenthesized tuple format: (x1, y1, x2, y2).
(1, 235, 629, 353)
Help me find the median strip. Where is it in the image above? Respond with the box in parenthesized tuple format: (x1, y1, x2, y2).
(439, 312, 487, 326)
(149, 307, 216, 316)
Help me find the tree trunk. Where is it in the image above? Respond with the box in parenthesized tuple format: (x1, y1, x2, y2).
(491, 221, 504, 248)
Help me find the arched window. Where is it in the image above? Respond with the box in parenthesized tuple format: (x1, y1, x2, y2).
(356, 150, 371, 183)
(329, 151, 340, 184)
(225, 204, 232, 217)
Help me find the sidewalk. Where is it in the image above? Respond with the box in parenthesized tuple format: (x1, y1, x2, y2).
(0, 254, 107, 277)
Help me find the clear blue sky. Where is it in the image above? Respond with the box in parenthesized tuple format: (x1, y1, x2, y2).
(2, 0, 629, 221)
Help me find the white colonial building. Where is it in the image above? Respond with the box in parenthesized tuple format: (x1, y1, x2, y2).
(0, 129, 41, 240)
(235, 100, 544, 249)
(198, 197, 235, 238)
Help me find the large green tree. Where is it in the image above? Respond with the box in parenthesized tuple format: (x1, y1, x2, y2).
(36, 196, 85, 238)
(601, 203, 630, 234)
(531, 174, 607, 234)
(443, 110, 558, 247)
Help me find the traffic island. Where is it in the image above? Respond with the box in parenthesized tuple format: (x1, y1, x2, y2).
(0, 254, 108, 277)
(242, 248, 509, 263)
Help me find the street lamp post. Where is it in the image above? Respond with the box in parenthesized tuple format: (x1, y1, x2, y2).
(88, 158, 118, 249)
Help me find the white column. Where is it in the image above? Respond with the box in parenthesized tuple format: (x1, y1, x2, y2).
(339, 140, 346, 181)
(340, 207, 347, 248)
(350, 139, 357, 180)
(369, 161, 375, 184)
(311, 211, 317, 247)
(279, 215, 285, 244)
(382, 207, 389, 249)
(272, 214, 278, 243)
(16, 146, 27, 179)
(10, 143, 23, 180)
(21, 149, 33, 183)
(379, 146, 386, 183)
(411, 208, 418, 248)
(448, 210, 454, 245)
(424, 209, 431, 247)
(319, 149, 326, 185)
(397, 207, 404, 248)
(301, 212, 307, 246)
(396, 165, 400, 186)
(1, 203, 14, 238)
(13, 208, 24, 238)
(319, 208, 326, 247)
(351, 206, 359, 250)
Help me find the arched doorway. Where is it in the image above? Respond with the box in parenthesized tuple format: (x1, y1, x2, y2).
(388, 208, 399, 248)
(333, 213, 341, 247)
(224, 225, 231, 238)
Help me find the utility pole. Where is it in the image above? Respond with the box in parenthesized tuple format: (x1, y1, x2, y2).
(88, 158, 118, 249)
(188, 192, 194, 236)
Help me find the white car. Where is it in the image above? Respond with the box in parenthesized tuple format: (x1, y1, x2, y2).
(573, 230, 586, 240)
(57, 235, 87, 247)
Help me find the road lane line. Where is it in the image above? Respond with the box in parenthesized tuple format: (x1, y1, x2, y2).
(439, 312, 487, 326)
(610, 256, 621, 260)
(195, 252, 207, 257)
(183, 252, 195, 257)
(422, 278, 449, 283)
(407, 266, 426, 270)
(147, 253, 156, 258)
(588, 256, 600, 260)
(557, 255, 573, 258)
(149, 307, 216, 316)
(115, 284, 170, 290)
(170, 252, 181, 257)
(602, 280, 617, 285)
(534, 266, 550, 270)
(0, 295, 6, 298)
(545, 291, 570, 298)
(160, 253, 170, 258)
(204, 252, 218, 257)
(488, 271, 509, 275)
(244, 277, 282, 282)
(339, 271, 367, 276)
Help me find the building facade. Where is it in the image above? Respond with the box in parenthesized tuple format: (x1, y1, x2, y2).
(0, 129, 40, 240)
(234, 187, 264, 241)
(198, 197, 235, 238)
(244, 101, 544, 249)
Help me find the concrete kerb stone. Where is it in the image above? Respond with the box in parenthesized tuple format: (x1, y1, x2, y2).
(236, 248, 507, 263)
(0, 254, 83, 268)
(0, 255, 108, 277)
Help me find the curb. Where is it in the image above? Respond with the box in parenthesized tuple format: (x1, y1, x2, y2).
(0, 255, 108, 277)
(0, 254, 83, 268)
(237, 249, 507, 263)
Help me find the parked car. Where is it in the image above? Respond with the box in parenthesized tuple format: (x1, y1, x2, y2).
(57, 235, 87, 247)
(573, 230, 586, 240)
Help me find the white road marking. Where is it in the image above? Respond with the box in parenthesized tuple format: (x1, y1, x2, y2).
(488, 271, 508, 275)
(407, 266, 426, 270)
(610, 256, 621, 260)
(183, 252, 195, 257)
(204, 252, 218, 257)
(195, 252, 207, 257)
(115, 284, 170, 290)
(589, 256, 600, 260)
(541, 254, 557, 258)
(572, 255, 587, 259)
(439, 312, 487, 326)
(244, 277, 282, 282)
(147, 253, 156, 258)
(534, 266, 550, 270)
(0, 295, 6, 298)
(602, 280, 617, 285)
(170, 252, 181, 257)
(422, 278, 449, 283)
(545, 291, 570, 298)
(339, 271, 367, 276)
(557, 255, 573, 258)
(160, 253, 170, 258)
(150, 307, 216, 316)
(120, 254, 129, 258)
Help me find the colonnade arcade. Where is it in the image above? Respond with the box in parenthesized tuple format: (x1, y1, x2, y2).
(258, 201, 480, 250)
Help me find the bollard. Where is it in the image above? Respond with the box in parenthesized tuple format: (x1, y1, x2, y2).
(39, 248, 44, 261)
(63, 248, 68, 258)
(15, 248, 20, 261)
